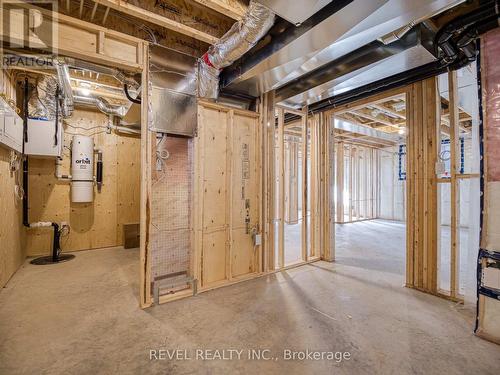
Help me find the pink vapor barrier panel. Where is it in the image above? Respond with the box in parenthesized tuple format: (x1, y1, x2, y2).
(482, 28, 500, 182)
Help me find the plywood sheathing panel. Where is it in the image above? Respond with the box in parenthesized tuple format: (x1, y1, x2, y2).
(25, 108, 140, 256)
(195, 102, 260, 289)
(2, 2, 144, 71)
(0, 70, 26, 288)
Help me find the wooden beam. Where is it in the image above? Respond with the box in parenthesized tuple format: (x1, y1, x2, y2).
(0, 2, 144, 71)
(91, 0, 218, 44)
(90, 2, 99, 21)
(102, 6, 110, 24)
(192, 0, 246, 20)
(370, 103, 406, 120)
(332, 93, 406, 116)
(349, 108, 400, 129)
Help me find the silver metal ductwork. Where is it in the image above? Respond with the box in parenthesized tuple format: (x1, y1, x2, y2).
(73, 95, 128, 117)
(198, 0, 275, 98)
(257, 0, 332, 25)
(64, 57, 140, 89)
(54, 60, 74, 118)
(223, 0, 464, 104)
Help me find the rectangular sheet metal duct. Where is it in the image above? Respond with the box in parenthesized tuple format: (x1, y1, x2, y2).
(223, 0, 463, 98)
(256, 0, 333, 24)
(149, 45, 198, 137)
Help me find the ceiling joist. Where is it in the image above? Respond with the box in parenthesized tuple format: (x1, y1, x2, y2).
(192, 0, 247, 20)
(90, 0, 219, 44)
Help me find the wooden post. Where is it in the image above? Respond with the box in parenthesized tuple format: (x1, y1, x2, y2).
(448, 71, 460, 298)
(278, 107, 285, 269)
(139, 43, 151, 308)
(406, 78, 439, 292)
(349, 145, 354, 222)
(301, 106, 308, 261)
(323, 113, 335, 261)
(336, 141, 345, 223)
(284, 140, 299, 224)
(262, 92, 275, 272)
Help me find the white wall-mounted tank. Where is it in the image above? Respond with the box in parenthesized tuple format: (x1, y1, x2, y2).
(71, 135, 94, 203)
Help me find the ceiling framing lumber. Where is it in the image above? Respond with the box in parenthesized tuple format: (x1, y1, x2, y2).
(57, 0, 211, 57)
(191, 0, 247, 20)
(90, 0, 219, 44)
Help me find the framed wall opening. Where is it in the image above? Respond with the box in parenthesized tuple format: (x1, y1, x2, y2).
(328, 90, 408, 285)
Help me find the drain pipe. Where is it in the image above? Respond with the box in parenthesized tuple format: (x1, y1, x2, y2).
(95, 148, 103, 192)
(22, 78, 29, 228)
(22, 78, 74, 264)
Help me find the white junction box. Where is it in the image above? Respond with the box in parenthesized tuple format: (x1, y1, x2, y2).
(0, 98, 23, 153)
(24, 118, 64, 158)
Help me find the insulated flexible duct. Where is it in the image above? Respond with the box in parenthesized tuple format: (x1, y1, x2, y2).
(198, 0, 275, 98)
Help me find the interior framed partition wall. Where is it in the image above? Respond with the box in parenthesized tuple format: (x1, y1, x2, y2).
(333, 142, 378, 224)
(269, 105, 324, 271)
(435, 69, 481, 302)
(323, 81, 447, 296)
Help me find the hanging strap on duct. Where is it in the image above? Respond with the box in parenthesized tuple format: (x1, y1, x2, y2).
(198, 1, 275, 99)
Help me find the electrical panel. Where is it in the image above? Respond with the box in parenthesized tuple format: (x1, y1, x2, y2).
(24, 118, 64, 158)
(0, 97, 23, 153)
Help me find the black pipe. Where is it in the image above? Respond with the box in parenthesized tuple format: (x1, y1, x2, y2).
(51, 223, 61, 262)
(124, 84, 141, 104)
(308, 3, 500, 114)
(435, 0, 498, 57)
(275, 28, 421, 102)
(22, 158, 29, 227)
(22, 78, 29, 227)
(474, 38, 484, 334)
(220, 0, 355, 88)
(54, 86, 59, 147)
(96, 152, 103, 192)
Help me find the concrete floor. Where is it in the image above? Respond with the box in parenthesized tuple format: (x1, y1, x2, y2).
(1, 230, 500, 374)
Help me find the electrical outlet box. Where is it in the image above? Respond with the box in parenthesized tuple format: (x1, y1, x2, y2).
(253, 233, 262, 247)
(0, 98, 23, 153)
(24, 118, 64, 158)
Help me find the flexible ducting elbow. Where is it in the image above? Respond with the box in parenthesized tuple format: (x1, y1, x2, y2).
(54, 60, 74, 118)
(73, 95, 128, 118)
(198, 0, 275, 98)
(95, 97, 127, 117)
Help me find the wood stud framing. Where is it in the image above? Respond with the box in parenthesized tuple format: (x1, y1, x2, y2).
(448, 70, 460, 299)
(406, 78, 439, 293)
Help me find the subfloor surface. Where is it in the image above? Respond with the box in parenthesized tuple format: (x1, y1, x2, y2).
(1, 238, 499, 374)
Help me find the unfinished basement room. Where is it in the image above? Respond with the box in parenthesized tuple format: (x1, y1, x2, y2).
(1, 0, 500, 374)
